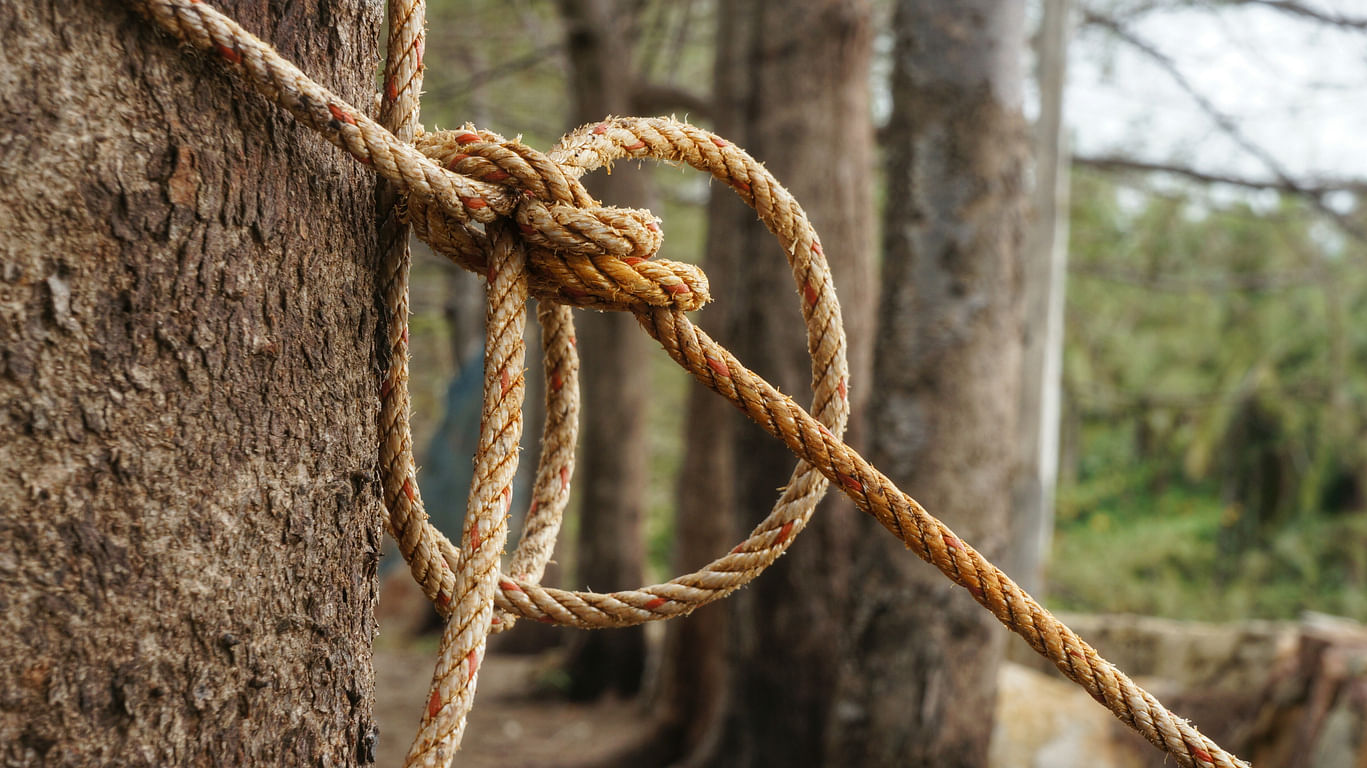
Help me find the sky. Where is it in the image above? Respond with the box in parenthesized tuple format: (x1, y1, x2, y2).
(1064, 0, 1367, 186)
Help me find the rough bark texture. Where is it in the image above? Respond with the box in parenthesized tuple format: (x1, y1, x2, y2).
(833, 2, 1028, 766)
(687, 2, 877, 766)
(0, 2, 383, 765)
(557, 0, 650, 700)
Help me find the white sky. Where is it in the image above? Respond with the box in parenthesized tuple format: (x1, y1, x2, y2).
(1065, 0, 1367, 184)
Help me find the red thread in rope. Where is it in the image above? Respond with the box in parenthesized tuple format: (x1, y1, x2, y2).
(214, 43, 241, 63)
(776, 520, 795, 545)
(326, 103, 355, 125)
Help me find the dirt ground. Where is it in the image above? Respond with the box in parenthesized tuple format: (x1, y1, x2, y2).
(373, 633, 644, 768)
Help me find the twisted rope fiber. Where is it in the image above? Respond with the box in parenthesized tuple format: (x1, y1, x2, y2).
(128, 2, 1248, 767)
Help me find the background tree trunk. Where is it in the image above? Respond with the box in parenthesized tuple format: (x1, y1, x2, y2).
(557, 0, 651, 701)
(1009, 0, 1073, 597)
(833, 1, 1028, 766)
(684, 2, 877, 766)
(0, 1, 383, 765)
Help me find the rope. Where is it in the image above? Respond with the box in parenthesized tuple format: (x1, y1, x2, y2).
(126, 2, 1249, 767)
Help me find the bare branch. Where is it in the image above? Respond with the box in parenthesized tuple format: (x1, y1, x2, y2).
(425, 44, 563, 102)
(1221, 0, 1367, 30)
(1075, 155, 1367, 196)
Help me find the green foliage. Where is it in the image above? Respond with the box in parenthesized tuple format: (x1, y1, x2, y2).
(1052, 170, 1367, 620)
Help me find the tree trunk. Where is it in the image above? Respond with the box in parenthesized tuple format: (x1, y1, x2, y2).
(684, 2, 876, 766)
(1009, 0, 1072, 598)
(0, 1, 383, 765)
(833, 2, 1028, 766)
(557, 0, 651, 700)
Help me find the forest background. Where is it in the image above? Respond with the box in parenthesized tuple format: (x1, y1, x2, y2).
(374, 0, 1367, 763)
(406, 0, 1367, 635)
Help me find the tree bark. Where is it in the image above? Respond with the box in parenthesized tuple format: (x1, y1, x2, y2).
(833, 1, 1028, 766)
(684, 2, 877, 766)
(0, 2, 383, 765)
(557, 0, 651, 700)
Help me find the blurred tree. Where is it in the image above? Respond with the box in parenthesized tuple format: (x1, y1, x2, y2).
(834, 1, 1029, 766)
(664, 2, 878, 767)
(556, 0, 654, 701)
(1010, 0, 1073, 596)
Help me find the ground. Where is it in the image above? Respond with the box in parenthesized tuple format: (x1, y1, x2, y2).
(373, 629, 643, 767)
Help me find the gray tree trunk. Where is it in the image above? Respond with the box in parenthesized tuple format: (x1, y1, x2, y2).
(0, 1, 383, 765)
(833, 1, 1028, 766)
(557, 0, 651, 700)
(686, 2, 877, 766)
(1010, 0, 1073, 598)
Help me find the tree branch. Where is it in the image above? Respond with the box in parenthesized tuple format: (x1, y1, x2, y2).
(1075, 155, 1367, 196)
(1222, 0, 1367, 30)
(425, 44, 563, 102)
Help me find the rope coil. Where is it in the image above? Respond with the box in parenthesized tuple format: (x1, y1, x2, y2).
(126, 1, 1250, 766)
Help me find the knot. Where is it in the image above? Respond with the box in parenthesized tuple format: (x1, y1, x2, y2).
(406, 127, 710, 313)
